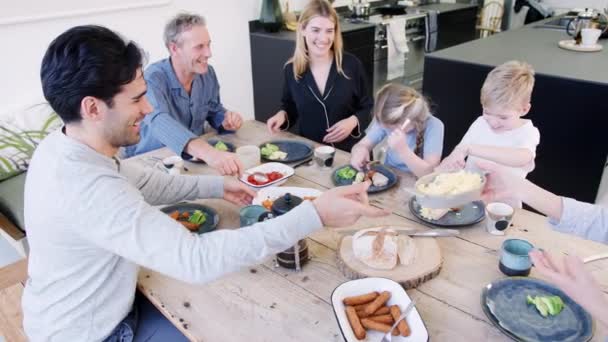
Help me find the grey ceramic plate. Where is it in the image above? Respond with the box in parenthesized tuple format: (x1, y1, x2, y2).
(185, 139, 236, 164)
(259, 140, 313, 163)
(332, 164, 398, 193)
(160, 203, 219, 234)
(409, 197, 485, 228)
(482, 277, 593, 342)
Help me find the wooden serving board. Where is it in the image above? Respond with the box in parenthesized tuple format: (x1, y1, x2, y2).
(337, 235, 443, 289)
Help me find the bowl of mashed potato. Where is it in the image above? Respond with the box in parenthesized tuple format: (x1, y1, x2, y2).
(414, 170, 486, 209)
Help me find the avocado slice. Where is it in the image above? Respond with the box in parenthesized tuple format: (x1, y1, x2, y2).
(535, 298, 550, 317)
(526, 294, 565, 317)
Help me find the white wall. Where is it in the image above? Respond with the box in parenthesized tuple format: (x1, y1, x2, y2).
(0, 0, 263, 119)
(0, 0, 391, 119)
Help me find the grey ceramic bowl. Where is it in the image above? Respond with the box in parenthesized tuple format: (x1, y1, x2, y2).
(413, 171, 486, 209)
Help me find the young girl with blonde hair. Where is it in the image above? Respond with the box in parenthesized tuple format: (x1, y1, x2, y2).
(350, 83, 444, 177)
(266, 0, 373, 151)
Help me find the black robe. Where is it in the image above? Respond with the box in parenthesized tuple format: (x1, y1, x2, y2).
(280, 53, 373, 152)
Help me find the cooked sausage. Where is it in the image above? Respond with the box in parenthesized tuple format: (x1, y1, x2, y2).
(345, 306, 366, 340)
(360, 318, 396, 334)
(390, 304, 411, 336)
(343, 292, 379, 306)
(368, 314, 394, 325)
(356, 305, 390, 318)
(363, 291, 391, 316)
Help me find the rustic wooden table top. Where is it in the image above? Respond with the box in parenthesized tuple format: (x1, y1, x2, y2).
(133, 120, 608, 342)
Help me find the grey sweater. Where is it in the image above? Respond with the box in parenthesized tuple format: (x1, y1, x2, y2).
(22, 130, 323, 341)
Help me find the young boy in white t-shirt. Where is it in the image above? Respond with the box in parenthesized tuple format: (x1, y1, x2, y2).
(439, 60, 540, 206)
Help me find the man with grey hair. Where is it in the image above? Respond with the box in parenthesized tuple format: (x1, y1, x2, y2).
(124, 13, 244, 176)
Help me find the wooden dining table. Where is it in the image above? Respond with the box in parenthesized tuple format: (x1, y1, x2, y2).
(132, 120, 608, 342)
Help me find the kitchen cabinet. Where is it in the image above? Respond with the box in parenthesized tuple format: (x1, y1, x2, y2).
(249, 20, 375, 123)
(436, 6, 479, 50)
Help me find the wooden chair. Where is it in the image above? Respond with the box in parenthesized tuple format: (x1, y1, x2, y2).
(477, 0, 504, 38)
(0, 258, 28, 342)
(0, 213, 28, 258)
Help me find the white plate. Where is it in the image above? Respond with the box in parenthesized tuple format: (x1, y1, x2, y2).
(558, 39, 603, 52)
(239, 162, 295, 188)
(252, 186, 323, 206)
(331, 277, 429, 342)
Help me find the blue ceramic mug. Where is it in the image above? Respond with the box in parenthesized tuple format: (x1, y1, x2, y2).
(239, 205, 272, 227)
(499, 239, 534, 277)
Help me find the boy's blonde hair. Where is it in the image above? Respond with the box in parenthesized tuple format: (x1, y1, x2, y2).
(374, 83, 431, 157)
(480, 60, 535, 109)
(288, 0, 347, 80)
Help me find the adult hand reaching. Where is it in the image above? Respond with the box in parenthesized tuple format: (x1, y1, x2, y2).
(529, 250, 608, 328)
(267, 111, 287, 134)
(313, 181, 390, 227)
(323, 116, 358, 143)
(204, 149, 244, 177)
(222, 111, 243, 130)
(223, 177, 256, 206)
(476, 160, 522, 203)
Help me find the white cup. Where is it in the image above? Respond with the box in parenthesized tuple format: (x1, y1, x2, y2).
(314, 145, 336, 168)
(485, 202, 514, 236)
(162, 156, 184, 175)
(581, 28, 602, 46)
(236, 145, 261, 170)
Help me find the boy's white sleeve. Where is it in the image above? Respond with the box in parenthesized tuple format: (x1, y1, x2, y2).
(515, 124, 540, 173)
(459, 117, 482, 146)
(516, 124, 540, 156)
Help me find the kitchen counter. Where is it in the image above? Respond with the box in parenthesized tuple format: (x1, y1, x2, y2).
(251, 2, 479, 41)
(249, 19, 376, 41)
(428, 15, 608, 85)
(416, 2, 478, 14)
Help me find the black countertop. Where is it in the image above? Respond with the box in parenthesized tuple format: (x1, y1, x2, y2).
(427, 15, 608, 85)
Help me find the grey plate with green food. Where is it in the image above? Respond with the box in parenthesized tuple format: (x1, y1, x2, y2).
(409, 197, 485, 228)
(259, 140, 313, 163)
(186, 139, 236, 163)
(481, 277, 593, 342)
(332, 164, 398, 193)
(160, 202, 219, 234)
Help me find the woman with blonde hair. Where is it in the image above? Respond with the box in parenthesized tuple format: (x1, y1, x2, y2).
(266, 0, 373, 151)
(350, 83, 444, 177)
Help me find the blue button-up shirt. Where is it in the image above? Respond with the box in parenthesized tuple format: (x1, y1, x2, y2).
(124, 58, 227, 157)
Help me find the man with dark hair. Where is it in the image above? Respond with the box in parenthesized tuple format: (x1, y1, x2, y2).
(24, 25, 387, 341)
(123, 13, 244, 176)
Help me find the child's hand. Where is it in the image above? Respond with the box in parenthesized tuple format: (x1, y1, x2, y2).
(437, 146, 467, 172)
(350, 144, 370, 171)
(387, 129, 408, 152)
